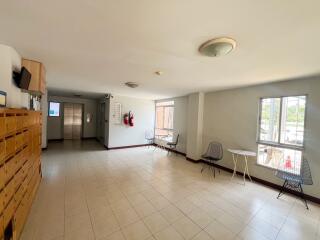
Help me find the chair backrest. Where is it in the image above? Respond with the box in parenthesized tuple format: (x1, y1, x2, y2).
(203, 141, 223, 160)
(275, 158, 313, 186)
(145, 130, 154, 139)
(301, 158, 313, 185)
(173, 134, 179, 144)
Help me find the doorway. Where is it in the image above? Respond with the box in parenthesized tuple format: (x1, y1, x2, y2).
(98, 102, 105, 143)
(63, 103, 83, 140)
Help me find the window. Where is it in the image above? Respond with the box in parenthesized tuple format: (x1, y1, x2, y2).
(155, 101, 174, 140)
(257, 95, 306, 174)
(49, 102, 60, 117)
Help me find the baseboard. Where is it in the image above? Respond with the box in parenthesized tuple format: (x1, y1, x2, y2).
(106, 143, 153, 150)
(187, 157, 320, 205)
(48, 139, 64, 142)
(154, 144, 186, 156)
(185, 157, 200, 163)
(81, 137, 97, 140)
(48, 138, 99, 142)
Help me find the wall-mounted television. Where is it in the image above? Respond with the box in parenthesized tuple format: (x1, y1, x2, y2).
(13, 67, 31, 90)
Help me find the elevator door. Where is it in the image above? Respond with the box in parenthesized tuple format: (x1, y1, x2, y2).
(63, 103, 83, 140)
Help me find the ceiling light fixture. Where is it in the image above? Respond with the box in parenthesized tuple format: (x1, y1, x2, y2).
(125, 82, 139, 88)
(155, 71, 163, 76)
(199, 37, 236, 57)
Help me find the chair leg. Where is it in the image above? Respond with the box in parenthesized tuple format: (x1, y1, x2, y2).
(201, 163, 206, 173)
(277, 180, 287, 199)
(298, 183, 309, 210)
(209, 165, 214, 179)
(213, 167, 216, 178)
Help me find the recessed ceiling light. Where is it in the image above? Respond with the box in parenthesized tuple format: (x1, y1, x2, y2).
(199, 37, 236, 57)
(155, 71, 163, 76)
(125, 82, 139, 88)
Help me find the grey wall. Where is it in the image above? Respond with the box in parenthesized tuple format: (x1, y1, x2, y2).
(203, 77, 320, 198)
(47, 96, 98, 140)
(96, 98, 110, 146)
(41, 90, 48, 148)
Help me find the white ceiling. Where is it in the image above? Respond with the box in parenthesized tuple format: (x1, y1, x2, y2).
(1, 0, 320, 99)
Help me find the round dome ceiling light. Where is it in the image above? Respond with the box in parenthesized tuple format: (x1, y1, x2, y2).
(125, 82, 139, 88)
(199, 37, 236, 57)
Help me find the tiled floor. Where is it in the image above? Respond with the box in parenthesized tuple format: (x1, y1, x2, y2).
(21, 140, 320, 240)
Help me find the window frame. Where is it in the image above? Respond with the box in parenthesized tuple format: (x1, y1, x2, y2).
(257, 94, 307, 151)
(155, 101, 174, 137)
(48, 101, 61, 117)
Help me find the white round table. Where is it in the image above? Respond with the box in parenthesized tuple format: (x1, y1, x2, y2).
(228, 149, 256, 185)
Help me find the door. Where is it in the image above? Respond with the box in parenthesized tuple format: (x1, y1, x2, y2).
(99, 102, 105, 143)
(63, 103, 83, 140)
(72, 104, 82, 139)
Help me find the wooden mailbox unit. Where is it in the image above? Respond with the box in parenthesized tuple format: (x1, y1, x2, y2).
(0, 108, 42, 240)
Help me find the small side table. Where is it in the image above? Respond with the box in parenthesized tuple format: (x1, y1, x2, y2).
(228, 149, 256, 185)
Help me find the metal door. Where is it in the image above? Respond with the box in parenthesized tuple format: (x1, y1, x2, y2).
(63, 103, 83, 139)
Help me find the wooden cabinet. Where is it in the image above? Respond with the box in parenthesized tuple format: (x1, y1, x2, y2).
(21, 59, 46, 95)
(0, 188, 4, 213)
(0, 165, 5, 190)
(0, 214, 3, 240)
(0, 109, 42, 239)
(0, 140, 5, 165)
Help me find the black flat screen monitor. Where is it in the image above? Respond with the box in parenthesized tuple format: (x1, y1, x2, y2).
(19, 67, 31, 90)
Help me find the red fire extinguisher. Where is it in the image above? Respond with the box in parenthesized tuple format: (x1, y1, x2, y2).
(129, 111, 134, 127)
(285, 155, 292, 169)
(123, 113, 129, 125)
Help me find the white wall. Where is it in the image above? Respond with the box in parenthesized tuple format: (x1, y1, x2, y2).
(47, 96, 97, 139)
(155, 96, 188, 153)
(104, 98, 110, 146)
(0, 44, 29, 108)
(108, 95, 155, 148)
(203, 77, 320, 198)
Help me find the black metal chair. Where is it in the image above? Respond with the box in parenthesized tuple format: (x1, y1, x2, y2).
(201, 142, 223, 178)
(166, 134, 179, 155)
(275, 158, 313, 209)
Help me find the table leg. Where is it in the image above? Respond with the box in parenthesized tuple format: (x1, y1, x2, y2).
(243, 156, 246, 184)
(231, 154, 238, 180)
(244, 155, 252, 182)
(162, 139, 166, 150)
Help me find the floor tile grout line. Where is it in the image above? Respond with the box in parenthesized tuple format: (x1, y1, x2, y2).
(81, 157, 98, 240)
(22, 142, 320, 240)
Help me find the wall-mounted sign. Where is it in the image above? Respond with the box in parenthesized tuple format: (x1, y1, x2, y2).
(112, 102, 122, 124)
